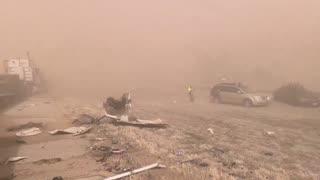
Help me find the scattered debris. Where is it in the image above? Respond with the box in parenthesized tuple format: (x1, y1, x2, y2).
(72, 114, 96, 125)
(7, 122, 43, 132)
(264, 131, 275, 135)
(104, 163, 166, 180)
(33, 158, 62, 165)
(264, 152, 274, 156)
(92, 146, 126, 154)
(182, 159, 210, 168)
(176, 149, 183, 156)
(93, 138, 107, 141)
(105, 113, 168, 128)
(16, 127, 42, 137)
(104, 160, 127, 174)
(99, 116, 112, 124)
(211, 147, 225, 154)
(91, 145, 127, 163)
(48, 126, 92, 136)
(110, 148, 126, 154)
(91, 145, 113, 162)
(52, 176, 63, 180)
(94, 145, 112, 152)
(5, 156, 27, 165)
(207, 128, 214, 135)
(105, 113, 119, 119)
(116, 117, 167, 127)
(199, 162, 209, 167)
(15, 139, 26, 144)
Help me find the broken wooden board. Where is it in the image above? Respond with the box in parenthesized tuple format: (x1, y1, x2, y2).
(104, 163, 166, 180)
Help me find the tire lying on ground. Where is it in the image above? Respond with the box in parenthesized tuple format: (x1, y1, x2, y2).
(273, 82, 320, 107)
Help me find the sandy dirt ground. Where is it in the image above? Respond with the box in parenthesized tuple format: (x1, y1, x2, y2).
(0, 90, 320, 180)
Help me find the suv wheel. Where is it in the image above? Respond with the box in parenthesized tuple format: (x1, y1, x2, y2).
(243, 99, 253, 107)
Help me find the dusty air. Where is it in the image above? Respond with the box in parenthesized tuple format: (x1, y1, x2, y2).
(0, 1, 319, 180)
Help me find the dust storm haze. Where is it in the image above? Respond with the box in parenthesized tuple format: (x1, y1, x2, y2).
(0, 0, 320, 97)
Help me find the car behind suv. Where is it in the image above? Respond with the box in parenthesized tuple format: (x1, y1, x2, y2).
(210, 83, 271, 107)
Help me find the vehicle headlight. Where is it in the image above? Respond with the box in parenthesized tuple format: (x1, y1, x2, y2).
(253, 96, 262, 101)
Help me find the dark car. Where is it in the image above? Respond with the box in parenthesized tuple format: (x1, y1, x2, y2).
(298, 97, 320, 107)
(273, 83, 320, 108)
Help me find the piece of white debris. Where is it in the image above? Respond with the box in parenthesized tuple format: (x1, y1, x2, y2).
(48, 126, 92, 136)
(207, 128, 214, 135)
(5, 156, 27, 165)
(265, 131, 275, 135)
(104, 163, 166, 180)
(94, 138, 107, 141)
(16, 127, 42, 137)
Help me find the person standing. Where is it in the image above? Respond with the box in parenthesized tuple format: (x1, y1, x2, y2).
(187, 85, 194, 102)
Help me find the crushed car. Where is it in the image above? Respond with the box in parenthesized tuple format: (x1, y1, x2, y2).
(210, 83, 271, 107)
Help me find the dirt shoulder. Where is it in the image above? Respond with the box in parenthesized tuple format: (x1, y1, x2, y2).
(0, 96, 101, 180)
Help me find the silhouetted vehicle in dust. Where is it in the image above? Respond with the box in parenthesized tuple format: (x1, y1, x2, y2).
(210, 83, 271, 107)
(273, 83, 320, 108)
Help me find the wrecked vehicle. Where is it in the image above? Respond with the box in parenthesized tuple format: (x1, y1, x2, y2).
(102, 93, 168, 128)
(103, 92, 132, 115)
(273, 83, 320, 107)
(210, 83, 271, 107)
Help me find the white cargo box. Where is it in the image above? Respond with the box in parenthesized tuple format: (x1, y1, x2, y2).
(19, 59, 31, 67)
(5, 58, 34, 81)
(7, 59, 20, 67)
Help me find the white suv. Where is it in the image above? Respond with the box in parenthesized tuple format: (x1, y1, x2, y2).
(210, 83, 271, 107)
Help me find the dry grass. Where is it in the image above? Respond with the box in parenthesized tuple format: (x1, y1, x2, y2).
(77, 93, 320, 180)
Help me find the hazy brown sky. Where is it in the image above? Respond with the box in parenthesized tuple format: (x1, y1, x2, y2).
(0, 0, 319, 94)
